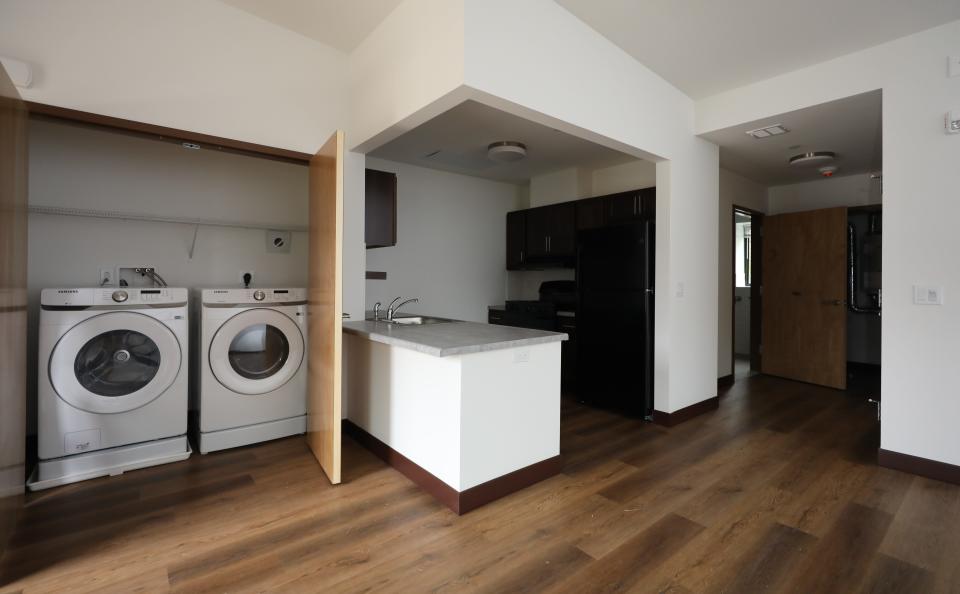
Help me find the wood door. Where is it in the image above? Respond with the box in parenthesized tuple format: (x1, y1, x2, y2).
(0, 63, 27, 556)
(307, 131, 344, 484)
(762, 207, 847, 389)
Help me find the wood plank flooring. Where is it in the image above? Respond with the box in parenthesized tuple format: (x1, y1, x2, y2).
(3, 372, 958, 593)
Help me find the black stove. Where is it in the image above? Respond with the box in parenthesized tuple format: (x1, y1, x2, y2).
(491, 281, 576, 331)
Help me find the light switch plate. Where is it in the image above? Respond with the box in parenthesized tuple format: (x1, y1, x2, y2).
(914, 285, 945, 305)
(949, 56, 960, 78)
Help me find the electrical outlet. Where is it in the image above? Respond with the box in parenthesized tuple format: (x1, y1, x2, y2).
(98, 267, 114, 287)
(513, 350, 530, 363)
(240, 270, 254, 287)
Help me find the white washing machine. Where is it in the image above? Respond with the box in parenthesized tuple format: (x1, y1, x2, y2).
(197, 288, 307, 454)
(31, 287, 191, 491)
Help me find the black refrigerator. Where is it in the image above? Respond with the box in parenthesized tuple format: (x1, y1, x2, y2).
(575, 221, 654, 417)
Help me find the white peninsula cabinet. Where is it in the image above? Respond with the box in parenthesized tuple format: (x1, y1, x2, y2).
(342, 318, 566, 513)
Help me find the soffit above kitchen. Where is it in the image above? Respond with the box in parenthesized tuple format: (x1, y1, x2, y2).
(367, 100, 639, 183)
(700, 90, 881, 185)
(555, 0, 960, 99)
(216, 0, 404, 52)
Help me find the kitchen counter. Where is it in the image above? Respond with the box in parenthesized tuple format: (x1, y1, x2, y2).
(342, 318, 566, 357)
(343, 315, 564, 513)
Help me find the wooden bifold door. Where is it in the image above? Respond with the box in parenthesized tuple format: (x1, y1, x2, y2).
(761, 207, 848, 389)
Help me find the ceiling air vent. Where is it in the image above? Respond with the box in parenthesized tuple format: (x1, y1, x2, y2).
(745, 124, 789, 139)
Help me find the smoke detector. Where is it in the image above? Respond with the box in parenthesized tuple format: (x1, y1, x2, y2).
(487, 141, 527, 163)
(819, 165, 839, 177)
(789, 151, 837, 166)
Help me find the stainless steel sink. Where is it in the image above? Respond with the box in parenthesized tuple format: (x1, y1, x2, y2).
(380, 316, 455, 325)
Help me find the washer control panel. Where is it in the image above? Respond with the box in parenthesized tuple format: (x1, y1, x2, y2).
(203, 288, 307, 305)
(41, 288, 189, 306)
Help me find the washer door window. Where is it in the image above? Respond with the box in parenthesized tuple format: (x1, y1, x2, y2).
(210, 309, 304, 395)
(50, 312, 181, 414)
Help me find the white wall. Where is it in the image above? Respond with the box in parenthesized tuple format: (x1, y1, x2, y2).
(697, 20, 960, 466)
(0, 0, 367, 321)
(363, 157, 523, 322)
(718, 169, 767, 377)
(26, 119, 309, 434)
(767, 173, 881, 215)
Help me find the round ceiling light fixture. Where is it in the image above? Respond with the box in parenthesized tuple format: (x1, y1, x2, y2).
(788, 151, 837, 167)
(487, 141, 527, 163)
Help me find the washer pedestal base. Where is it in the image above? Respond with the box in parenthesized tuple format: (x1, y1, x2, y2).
(28, 435, 191, 491)
(199, 415, 306, 454)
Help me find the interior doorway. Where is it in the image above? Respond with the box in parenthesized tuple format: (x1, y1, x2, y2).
(732, 206, 763, 380)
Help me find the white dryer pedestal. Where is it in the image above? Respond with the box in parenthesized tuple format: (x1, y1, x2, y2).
(199, 415, 306, 454)
(27, 435, 191, 491)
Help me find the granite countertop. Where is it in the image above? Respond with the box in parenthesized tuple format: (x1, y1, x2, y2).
(342, 318, 567, 357)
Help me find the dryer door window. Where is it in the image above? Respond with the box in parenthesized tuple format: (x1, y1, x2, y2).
(228, 324, 289, 380)
(50, 312, 182, 414)
(210, 308, 304, 395)
(74, 329, 162, 396)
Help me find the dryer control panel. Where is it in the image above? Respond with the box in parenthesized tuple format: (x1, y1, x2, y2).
(202, 288, 307, 305)
(41, 287, 189, 307)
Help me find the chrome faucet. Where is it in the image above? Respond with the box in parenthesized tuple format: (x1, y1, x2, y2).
(373, 302, 382, 321)
(387, 297, 419, 321)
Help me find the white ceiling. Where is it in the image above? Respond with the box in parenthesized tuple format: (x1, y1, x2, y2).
(701, 90, 882, 185)
(367, 100, 638, 183)
(217, 0, 404, 52)
(555, 0, 960, 98)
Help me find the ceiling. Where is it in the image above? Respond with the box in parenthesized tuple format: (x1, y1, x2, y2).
(217, 0, 404, 52)
(701, 90, 882, 185)
(367, 100, 638, 183)
(555, 0, 960, 98)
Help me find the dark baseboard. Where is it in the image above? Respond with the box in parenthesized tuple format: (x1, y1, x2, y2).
(652, 396, 720, 428)
(343, 419, 562, 514)
(878, 449, 960, 486)
(717, 374, 734, 388)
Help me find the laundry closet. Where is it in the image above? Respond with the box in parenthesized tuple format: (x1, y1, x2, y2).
(24, 110, 320, 486)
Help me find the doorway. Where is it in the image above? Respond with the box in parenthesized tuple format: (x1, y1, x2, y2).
(732, 206, 763, 380)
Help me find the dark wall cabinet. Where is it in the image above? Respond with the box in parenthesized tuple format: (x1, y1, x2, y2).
(524, 202, 575, 264)
(365, 168, 397, 249)
(506, 187, 655, 270)
(506, 210, 526, 269)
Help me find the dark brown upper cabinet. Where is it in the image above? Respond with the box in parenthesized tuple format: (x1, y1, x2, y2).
(524, 202, 576, 264)
(506, 210, 526, 270)
(505, 187, 654, 270)
(576, 197, 605, 231)
(365, 168, 397, 249)
(604, 190, 644, 225)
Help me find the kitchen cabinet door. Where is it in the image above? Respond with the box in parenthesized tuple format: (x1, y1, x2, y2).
(548, 202, 577, 260)
(525, 206, 552, 259)
(604, 190, 642, 225)
(506, 210, 526, 270)
(576, 197, 605, 230)
(365, 169, 396, 248)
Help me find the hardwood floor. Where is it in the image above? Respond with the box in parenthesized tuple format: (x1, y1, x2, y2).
(2, 373, 957, 593)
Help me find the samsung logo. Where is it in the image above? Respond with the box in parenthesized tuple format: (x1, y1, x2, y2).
(57, 290, 79, 294)
(214, 290, 229, 294)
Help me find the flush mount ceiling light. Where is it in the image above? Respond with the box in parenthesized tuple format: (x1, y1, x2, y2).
(745, 124, 789, 139)
(789, 151, 837, 166)
(487, 141, 527, 162)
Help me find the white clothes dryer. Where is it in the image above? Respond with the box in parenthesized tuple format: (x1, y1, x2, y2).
(197, 288, 307, 454)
